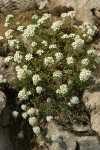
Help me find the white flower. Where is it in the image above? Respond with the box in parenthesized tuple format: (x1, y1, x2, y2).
(79, 69, 92, 82)
(65, 11, 75, 19)
(22, 112, 28, 119)
(87, 49, 96, 56)
(51, 21, 62, 31)
(18, 88, 31, 101)
(81, 58, 89, 66)
(61, 13, 67, 18)
(54, 52, 63, 61)
(36, 86, 43, 94)
(25, 53, 33, 61)
(27, 108, 35, 116)
(46, 116, 53, 122)
(70, 96, 79, 105)
(17, 26, 24, 32)
(56, 84, 68, 95)
(42, 40, 48, 46)
(8, 39, 20, 49)
(36, 50, 44, 56)
(32, 74, 41, 85)
(61, 34, 69, 39)
(44, 57, 54, 66)
(51, 133, 60, 142)
(49, 44, 57, 49)
(53, 70, 62, 79)
(14, 51, 22, 63)
(0, 75, 6, 83)
(33, 126, 40, 135)
(32, 14, 38, 20)
(4, 56, 13, 64)
(23, 24, 38, 38)
(37, 13, 51, 25)
(5, 29, 13, 39)
(0, 36, 3, 41)
(18, 131, 24, 139)
(47, 98, 52, 103)
(5, 14, 14, 27)
(21, 104, 27, 111)
(72, 37, 84, 49)
(31, 42, 37, 48)
(66, 57, 74, 65)
(15, 65, 32, 80)
(29, 117, 37, 126)
(12, 111, 19, 118)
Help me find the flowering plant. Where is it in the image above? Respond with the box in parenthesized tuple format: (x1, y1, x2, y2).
(2, 11, 100, 146)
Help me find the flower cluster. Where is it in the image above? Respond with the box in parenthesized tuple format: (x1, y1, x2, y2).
(3, 12, 99, 146)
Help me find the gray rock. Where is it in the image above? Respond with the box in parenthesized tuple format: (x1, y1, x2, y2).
(49, 0, 100, 24)
(0, 127, 13, 150)
(83, 91, 100, 136)
(0, 91, 6, 114)
(46, 122, 77, 150)
(76, 136, 100, 150)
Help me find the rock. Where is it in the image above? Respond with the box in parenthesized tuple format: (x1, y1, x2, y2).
(0, 127, 13, 150)
(0, 0, 47, 14)
(94, 9, 100, 19)
(46, 122, 77, 150)
(83, 91, 100, 136)
(72, 124, 90, 133)
(49, 0, 100, 24)
(83, 91, 100, 112)
(76, 136, 100, 150)
(0, 91, 6, 113)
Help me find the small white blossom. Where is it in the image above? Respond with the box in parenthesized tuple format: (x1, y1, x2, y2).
(22, 112, 28, 119)
(0, 36, 3, 41)
(4, 14, 14, 27)
(61, 34, 69, 39)
(21, 104, 27, 111)
(87, 49, 96, 56)
(53, 70, 62, 79)
(72, 37, 84, 49)
(56, 84, 68, 95)
(79, 69, 91, 82)
(0, 75, 6, 83)
(18, 88, 31, 101)
(17, 26, 24, 32)
(81, 58, 89, 66)
(49, 44, 57, 49)
(8, 39, 20, 49)
(32, 14, 38, 20)
(51, 21, 62, 31)
(31, 42, 37, 48)
(29, 117, 37, 126)
(14, 51, 22, 63)
(61, 13, 68, 18)
(25, 53, 33, 61)
(70, 96, 79, 105)
(12, 111, 19, 118)
(27, 108, 35, 116)
(66, 57, 74, 65)
(47, 98, 52, 103)
(18, 131, 24, 139)
(5, 29, 13, 39)
(54, 52, 63, 62)
(4, 56, 13, 64)
(33, 126, 40, 135)
(44, 57, 54, 66)
(46, 116, 53, 122)
(36, 50, 44, 56)
(36, 86, 43, 94)
(32, 74, 41, 85)
(42, 40, 48, 46)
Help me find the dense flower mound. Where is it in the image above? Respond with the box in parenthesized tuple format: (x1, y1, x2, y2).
(1, 11, 100, 145)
